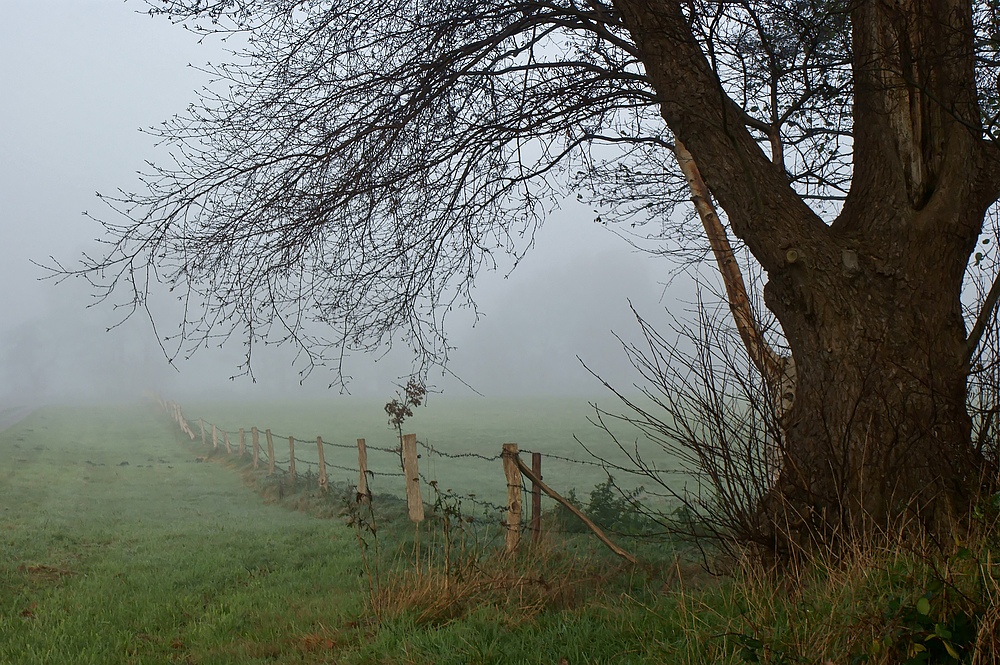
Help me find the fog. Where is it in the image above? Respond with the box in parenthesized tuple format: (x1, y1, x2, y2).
(0, 0, 694, 405)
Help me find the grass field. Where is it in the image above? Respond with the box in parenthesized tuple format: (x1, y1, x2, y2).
(0, 404, 364, 664)
(0, 402, 698, 664)
(4, 402, 995, 664)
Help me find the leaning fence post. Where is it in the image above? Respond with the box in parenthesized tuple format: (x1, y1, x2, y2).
(316, 437, 328, 493)
(252, 427, 260, 469)
(502, 443, 522, 553)
(239, 428, 246, 457)
(224, 431, 232, 455)
(288, 436, 296, 482)
(178, 406, 193, 440)
(513, 455, 637, 564)
(531, 452, 542, 544)
(401, 434, 423, 522)
(265, 429, 275, 476)
(357, 438, 370, 501)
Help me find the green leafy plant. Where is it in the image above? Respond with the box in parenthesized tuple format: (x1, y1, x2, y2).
(384, 379, 427, 469)
(866, 578, 978, 664)
(585, 476, 654, 535)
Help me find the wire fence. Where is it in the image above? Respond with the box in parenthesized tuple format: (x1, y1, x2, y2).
(155, 395, 692, 560)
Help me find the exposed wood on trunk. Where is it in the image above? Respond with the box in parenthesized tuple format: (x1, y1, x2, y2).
(611, 0, 828, 273)
(675, 141, 793, 398)
(675, 140, 793, 480)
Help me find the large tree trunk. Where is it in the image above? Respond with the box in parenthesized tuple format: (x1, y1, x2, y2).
(760, 206, 984, 551)
(759, 1, 992, 550)
(611, 0, 1000, 553)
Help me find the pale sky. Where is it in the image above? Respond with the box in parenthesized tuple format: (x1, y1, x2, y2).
(0, 0, 687, 403)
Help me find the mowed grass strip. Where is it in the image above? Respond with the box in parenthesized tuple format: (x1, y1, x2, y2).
(0, 404, 363, 664)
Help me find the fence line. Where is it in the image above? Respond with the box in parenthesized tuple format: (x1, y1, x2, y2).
(153, 395, 683, 561)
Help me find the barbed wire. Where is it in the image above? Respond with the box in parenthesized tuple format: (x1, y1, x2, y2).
(518, 448, 608, 467)
(157, 395, 688, 553)
(416, 439, 502, 462)
(158, 398, 684, 546)
(419, 471, 510, 515)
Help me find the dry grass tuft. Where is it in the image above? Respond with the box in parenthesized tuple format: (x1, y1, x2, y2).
(372, 543, 613, 627)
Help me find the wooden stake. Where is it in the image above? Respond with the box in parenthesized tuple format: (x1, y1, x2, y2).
(401, 434, 423, 522)
(316, 437, 328, 493)
(288, 436, 296, 482)
(357, 438, 370, 501)
(178, 407, 194, 440)
(200, 419, 206, 445)
(531, 452, 542, 544)
(212, 424, 218, 450)
(265, 429, 275, 476)
(252, 427, 260, 469)
(224, 431, 232, 455)
(502, 443, 522, 553)
(239, 428, 246, 457)
(514, 456, 637, 564)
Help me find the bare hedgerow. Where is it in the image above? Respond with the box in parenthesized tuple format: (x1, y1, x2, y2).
(579, 286, 788, 563)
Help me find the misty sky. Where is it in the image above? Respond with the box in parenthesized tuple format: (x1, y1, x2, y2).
(0, 0, 693, 403)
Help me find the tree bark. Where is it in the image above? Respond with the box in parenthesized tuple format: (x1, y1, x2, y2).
(612, 0, 993, 553)
(761, 209, 985, 550)
(673, 140, 786, 385)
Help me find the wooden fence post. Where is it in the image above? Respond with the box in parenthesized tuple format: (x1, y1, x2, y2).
(178, 407, 194, 440)
(401, 434, 423, 522)
(224, 431, 232, 454)
(265, 429, 275, 476)
(357, 438, 370, 501)
(212, 424, 218, 450)
(288, 436, 296, 482)
(316, 437, 328, 493)
(200, 419, 206, 445)
(239, 428, 246, 456)
(531, 452, 542, 544)
(252, 427, 260, 469)
(502, 443, 522, 554)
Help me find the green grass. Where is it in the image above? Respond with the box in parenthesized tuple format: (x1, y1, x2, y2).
(0, 404, 364, 664)
(4, 402, 999, 664)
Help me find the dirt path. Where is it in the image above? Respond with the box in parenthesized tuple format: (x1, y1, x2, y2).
(0, 405, 36, 433)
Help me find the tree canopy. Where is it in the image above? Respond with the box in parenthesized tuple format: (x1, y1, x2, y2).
(78, 0, 866, 374)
